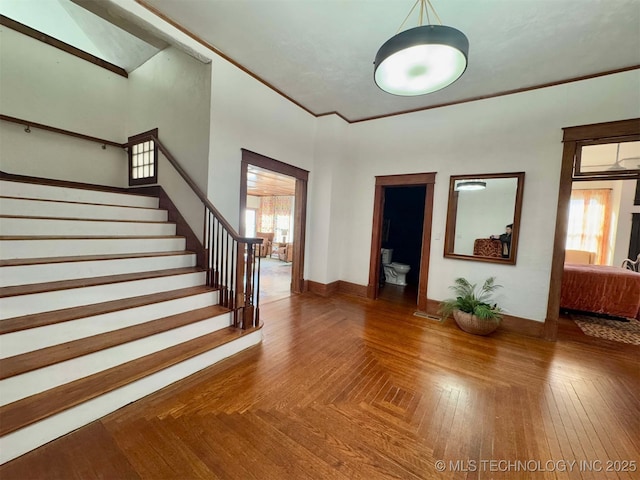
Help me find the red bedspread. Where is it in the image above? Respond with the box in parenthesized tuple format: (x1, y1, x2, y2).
(561, 264, 640, 319)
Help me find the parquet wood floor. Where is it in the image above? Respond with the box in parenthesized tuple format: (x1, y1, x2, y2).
(2, 293, 638, 479)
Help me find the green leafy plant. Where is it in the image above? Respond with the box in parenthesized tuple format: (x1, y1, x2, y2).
(439, 277, 503, 321)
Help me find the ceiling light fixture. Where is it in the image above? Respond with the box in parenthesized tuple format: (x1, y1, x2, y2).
(374, 0, 469, 96)
(456, 180, 486, 191)
(607, 144, 625, 171)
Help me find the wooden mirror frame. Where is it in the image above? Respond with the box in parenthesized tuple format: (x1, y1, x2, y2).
(444, 172, 525, 265)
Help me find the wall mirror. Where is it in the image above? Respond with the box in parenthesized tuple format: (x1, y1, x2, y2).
(444, 172, 525, 264)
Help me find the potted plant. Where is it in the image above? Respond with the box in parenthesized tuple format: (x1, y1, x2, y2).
(439, 277, 503, 335)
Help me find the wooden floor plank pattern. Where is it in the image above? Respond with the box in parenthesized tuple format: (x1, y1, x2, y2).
(1, 293, 638, 479)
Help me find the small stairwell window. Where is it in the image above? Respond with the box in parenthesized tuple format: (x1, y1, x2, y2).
(128, 128, 158, 185)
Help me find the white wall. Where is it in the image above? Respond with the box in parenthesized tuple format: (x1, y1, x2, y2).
(344, 70, 640, 322)
(4, 6, 639, 324)
(0, 26, 128, 186)
(207, 55, 318, 280)
(127, 46, 212, 240)
(127, 46, 211, 193)
(308, 115, 350, 284)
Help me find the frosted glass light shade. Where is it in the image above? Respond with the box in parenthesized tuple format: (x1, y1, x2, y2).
(455, 180, 486, 191)
(374, 25, 469, 96)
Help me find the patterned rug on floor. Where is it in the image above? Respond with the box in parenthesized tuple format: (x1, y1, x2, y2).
(571, 314, 640, 345)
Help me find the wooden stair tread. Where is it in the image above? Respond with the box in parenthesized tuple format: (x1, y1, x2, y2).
(0, 172, 156, 197)
(0, 250, 195, 267)
(0, 305, 230, 379)
(0, 194, 162, 211)
(0, 267, 204, 298)
(0, 214, 174, 225)
(0, 235, 183, 240)
(0, 325, 262, 436)
(0, 286, 218, 334)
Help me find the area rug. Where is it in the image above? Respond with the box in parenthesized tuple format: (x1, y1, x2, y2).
(571, 314, 640, 345)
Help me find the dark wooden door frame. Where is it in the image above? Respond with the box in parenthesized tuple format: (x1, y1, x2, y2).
(367, 173, 436, 312)
(239, 149, 309, 294)
(544, 117, 640, 340)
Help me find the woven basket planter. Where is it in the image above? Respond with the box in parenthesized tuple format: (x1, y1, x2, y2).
(453, 309, 501, 336)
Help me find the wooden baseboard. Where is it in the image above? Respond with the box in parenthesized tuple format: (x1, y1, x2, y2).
(425, 298, 441, 317)
(130, 185, 206, 269)
(337, 281, 368, 298)
(305, 280, 367, 298)
(426, 297, 544, 338)
(305, 286, 544, 337)
(305, 280, 339, 297)
(499, 313, 545, 338)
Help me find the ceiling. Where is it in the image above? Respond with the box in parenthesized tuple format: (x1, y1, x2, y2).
(137, 0, 640, 122)
(0, 0, 164, 72)
(4, 1, 638, 122)
(247, 165, 296, 197)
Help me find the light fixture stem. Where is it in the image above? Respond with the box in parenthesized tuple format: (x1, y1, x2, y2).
(396, 0, 421, 34)
(422, 0, 430, 26)
(425, 0, 443, 25)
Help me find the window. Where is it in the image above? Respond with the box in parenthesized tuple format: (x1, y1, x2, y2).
(566, 189, 612, 265)
(245, 209, 257, 238)
(128, 129, 158, 185)
(574, 138, 640, 179)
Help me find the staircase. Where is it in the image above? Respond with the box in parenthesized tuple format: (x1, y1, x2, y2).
(0, 178, 262, 464)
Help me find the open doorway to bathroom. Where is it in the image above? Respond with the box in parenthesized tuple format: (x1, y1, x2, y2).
(368, 173, 436, 311)
(239, 149, 309, 304)
(379, 186, 426, 304)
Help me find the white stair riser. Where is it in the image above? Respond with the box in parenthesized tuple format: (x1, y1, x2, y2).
(0, 217, 176, 237)
(0, 181, 158, 209)
(0, 329, 262, 465)
(0, 237, 186, 260)
(0, 197, 167, 222)
(0, 291, 220, 358)
(0, 271, 206, 319)
(0, 313, 233, 406)
(0, 253, 196, 287)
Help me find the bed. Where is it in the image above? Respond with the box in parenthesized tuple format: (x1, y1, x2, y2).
(561, 264, 640, 319)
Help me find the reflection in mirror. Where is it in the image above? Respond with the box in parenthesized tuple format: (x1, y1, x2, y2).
(444, 172, 525, 264)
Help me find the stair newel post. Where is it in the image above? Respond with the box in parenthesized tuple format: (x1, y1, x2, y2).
(243, 242, 255, 329)
(224, 231, 231, 307)
(234, 241, 245, 328)
(254, 244, 261, 326)
(220, 229, 225, 306)
(204, 208, 212, 286)
(216, 218, 222, 288)
(213, 216, 219, 287)
(204, 207, 214, 286)
(230, 238, 236, 313)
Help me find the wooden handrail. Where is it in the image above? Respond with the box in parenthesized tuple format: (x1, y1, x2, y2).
(125, 134, 261, 245)
(0, 114, 125, 148)
(1, 115, 262, 327)
(126, 133, 263, 328)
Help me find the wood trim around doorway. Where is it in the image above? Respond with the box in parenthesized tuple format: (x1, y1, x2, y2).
(240, 149, 309, 294)
(544, 117, 640, 340)
(367, 173, 437, 312)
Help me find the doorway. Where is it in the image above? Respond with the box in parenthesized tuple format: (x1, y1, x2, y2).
(368, 173, 436, 311)
(239, 149, 309, 297)
(378, 186, 426, 304)
(545, 118, 640, 340)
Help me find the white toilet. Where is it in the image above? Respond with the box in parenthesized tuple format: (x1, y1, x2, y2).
(381, 248, 411, 286)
